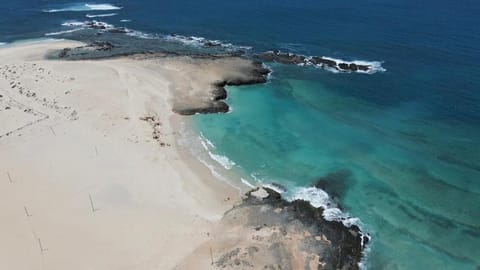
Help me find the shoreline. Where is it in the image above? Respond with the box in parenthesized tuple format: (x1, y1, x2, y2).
(0, 39, 367, 269)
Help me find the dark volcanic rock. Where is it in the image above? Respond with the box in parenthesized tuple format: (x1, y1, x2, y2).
(175, 61, 270, 116)
(337, 62, 370, 72)
(243, 187, 366, 270)
(257, 50, 306, 65)
(212, 81, 228, 101)
(203, 41, 222, 48)
(349, 63, 358, 71)
(57, 41, 115, 58)
(85, 21, 108, 30)
(310, 56, 337, 68)
(173, 101, 229, 115)
(357, 64, 370, 71)
(257, 51, 375, 73)
(58, 48, 71, 58)
(225, 61, 270, 86)
(338, 63, 349, 70)
(89, 41, 115, 51)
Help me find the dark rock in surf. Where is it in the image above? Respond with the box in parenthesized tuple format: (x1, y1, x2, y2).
(309, 56, 336, 68)
(338, 63, 349, 70)
(257, 51, 374, 73)
(257, 50, 306, 65)
(349, 63, 359, 71)
(203, 41, 222, 48)
(241, 187, 366, 270)
(85, 21, 108, 30)
(89, 41, 115, 51)
(225, 61, 270, 86)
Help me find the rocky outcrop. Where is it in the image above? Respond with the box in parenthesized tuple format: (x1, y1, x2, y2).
(246, 188, 366, 269)
(88, 41, 115, 51)
(257, 50, 374, 73)
(173, 61, 270, 116)
(208, 187, 367, 270)
(172, 101, 229, 115)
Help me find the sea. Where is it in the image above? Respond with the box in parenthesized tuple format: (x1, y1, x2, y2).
(1, 0, 479, 269)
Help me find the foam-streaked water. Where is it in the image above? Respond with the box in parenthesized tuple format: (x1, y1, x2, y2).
(1, 0, 479, 269)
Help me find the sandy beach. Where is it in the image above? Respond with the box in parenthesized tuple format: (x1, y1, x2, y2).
(0, 40, 243, 270)
(1, 40, 365, 270)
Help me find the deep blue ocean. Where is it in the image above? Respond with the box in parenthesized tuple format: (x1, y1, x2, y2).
(1, 1, 479, 269)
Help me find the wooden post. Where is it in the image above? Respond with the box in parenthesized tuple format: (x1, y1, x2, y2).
(38, 238, 47, 252)
(210, 247, 214, 265)
(49, 126, 56, 136)
(7, 172, 13, 183)
(24, 206, 32, 217)
(89, 194, 97, 212)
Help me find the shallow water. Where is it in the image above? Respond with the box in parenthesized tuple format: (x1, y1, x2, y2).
(194, 64, 480, 269)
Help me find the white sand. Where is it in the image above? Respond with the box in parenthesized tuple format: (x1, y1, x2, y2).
(0, 40, 241, 270)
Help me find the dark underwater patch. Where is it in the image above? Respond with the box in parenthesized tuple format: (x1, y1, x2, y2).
(313, 169, 354, 202)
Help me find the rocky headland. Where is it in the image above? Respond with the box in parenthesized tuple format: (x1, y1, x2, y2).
(51, 41, 270, 115)
(179, 187, 366, 270)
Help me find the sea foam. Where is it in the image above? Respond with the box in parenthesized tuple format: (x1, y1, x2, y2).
(165, 34, 251, 51)
(45, 28, 83, 36)
(61, 21, 85, 27)
(43, 3, 122, 13)
(86, 13, 118, 18)
(208, 152, 236, 170)
(199, 133, 236, 170)
(320, 56, 386, 74)
(289, 186, 362, 228)
(241, 178, 256, 188)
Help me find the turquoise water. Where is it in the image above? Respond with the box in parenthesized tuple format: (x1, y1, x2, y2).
(194, 64, 480, 269)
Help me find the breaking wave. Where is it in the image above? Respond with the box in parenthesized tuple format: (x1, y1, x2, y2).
(165, 34, 252, 52)
(319, 56, 386, 74)
(43, 3, 122, 13)
(86, 13, 118, 18)
(289, 186, 361, 227)
(209, 152, 236, 170)
(45, 28, 83, 36)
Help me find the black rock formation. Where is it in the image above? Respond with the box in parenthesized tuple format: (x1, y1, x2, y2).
(257, 50, 374, 73)
(243, 187, 367, 270)
(173, 101, 229, 115)
(174, 62, 270, 115)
